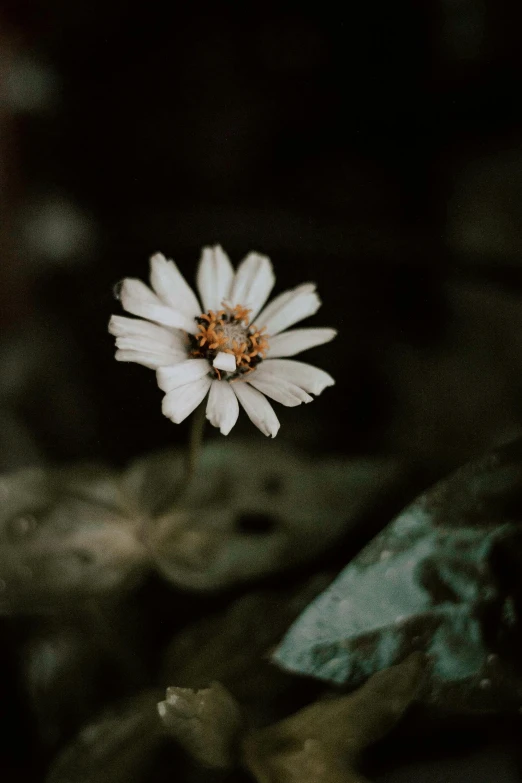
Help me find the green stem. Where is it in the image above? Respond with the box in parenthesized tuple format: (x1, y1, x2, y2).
(138, 403, 206, 545)
(184, 401, 206, 490)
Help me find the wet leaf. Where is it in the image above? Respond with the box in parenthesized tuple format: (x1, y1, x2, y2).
(274, 437, 522, 712)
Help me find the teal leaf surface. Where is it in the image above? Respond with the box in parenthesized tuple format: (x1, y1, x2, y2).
(274, 438, 522, 712)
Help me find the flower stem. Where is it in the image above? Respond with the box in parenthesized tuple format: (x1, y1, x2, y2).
(184, 401, 206, 489)
(137, 402, 207, 547)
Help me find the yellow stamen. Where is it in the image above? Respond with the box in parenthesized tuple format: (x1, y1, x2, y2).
(208, 332, 228, 350)
(232, 304, 251, 324)
(192, 305, 270, 376)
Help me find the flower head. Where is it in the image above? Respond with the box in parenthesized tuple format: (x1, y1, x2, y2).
(109, 246, 336, 437)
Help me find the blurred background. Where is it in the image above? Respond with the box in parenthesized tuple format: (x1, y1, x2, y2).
(2, 2, 522, 781)
(2, 0, 522, 473)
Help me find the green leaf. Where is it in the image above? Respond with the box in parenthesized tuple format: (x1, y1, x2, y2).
(274, 437, 522, 713)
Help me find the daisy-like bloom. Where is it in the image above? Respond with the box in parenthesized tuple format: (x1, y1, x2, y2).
(109, 246, 336, 437)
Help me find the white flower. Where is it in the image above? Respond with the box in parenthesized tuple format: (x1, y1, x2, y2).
(109, 246, 336, 437)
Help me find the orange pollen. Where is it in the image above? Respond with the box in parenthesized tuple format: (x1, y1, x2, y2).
(248, 326, 269, 357)
(229, 340, 251, 365)
(208, 332, 228, 350)
(231, 304, 251, 324)
(192, 303, 270, 377)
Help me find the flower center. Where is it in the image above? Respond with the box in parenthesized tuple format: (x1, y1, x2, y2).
(189, 304, 269, 380)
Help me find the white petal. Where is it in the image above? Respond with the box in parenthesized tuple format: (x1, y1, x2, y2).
(119, 278, 197, 333)
(149, 253, 201, 319)
(115, 338, 186, 366)
(196, 245, 234, 312)
(109, 314, 186, 351)
(110, 317, 187, 366)
(157, 359, 210, 392)
(256, 283, 320, 336)
(254, 283, 314, 329)
(254, 359, 335, 395)
(114, 334, 181, 354)
(248, 373, 313, 407)
(267, 328, 337, 358)
(228, 252, 275, 320)
(161, 376, 211, 424)
(110, 316, 188, 366)
(232, 382, 280, 438)
(206, 380, 239, 435)
(213, 352, 236, 372)
(115, 349, 185, 370)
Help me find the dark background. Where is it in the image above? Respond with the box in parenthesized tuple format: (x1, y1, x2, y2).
(1, 3, 522, 781)
(2, 1, 522, 472)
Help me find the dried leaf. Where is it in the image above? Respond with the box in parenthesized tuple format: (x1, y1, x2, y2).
(158, 681, 242, 769)
(243, 653, 426, 783)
